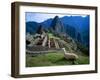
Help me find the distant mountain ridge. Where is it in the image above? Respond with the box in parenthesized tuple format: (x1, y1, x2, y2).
(26, 15, 89, 47)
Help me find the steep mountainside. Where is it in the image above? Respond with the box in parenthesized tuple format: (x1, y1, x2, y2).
(26, 15, 89, 47)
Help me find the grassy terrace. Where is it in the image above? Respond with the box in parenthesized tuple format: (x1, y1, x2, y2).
(26, 32, 89, 67)
(26, 52, 89, 67)
(48, 33, 60, 39)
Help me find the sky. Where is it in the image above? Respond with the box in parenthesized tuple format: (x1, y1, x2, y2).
(25, 12, 88, 23)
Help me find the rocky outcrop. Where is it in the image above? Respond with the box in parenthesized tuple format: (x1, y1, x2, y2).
(50, 16, 65, 34)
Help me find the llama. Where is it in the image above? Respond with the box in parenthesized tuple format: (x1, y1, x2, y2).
(62, 48, 78, 64)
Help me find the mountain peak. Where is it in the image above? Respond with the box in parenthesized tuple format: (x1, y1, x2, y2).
(53, 16, 59, 21)
(54, 15, 59, 19)
(36, 25, 44, 34)
(50, 16, 65, 34)
(50, 16, 60, 29)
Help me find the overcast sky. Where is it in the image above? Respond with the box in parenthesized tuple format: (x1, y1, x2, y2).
(25, 12, 87, 23)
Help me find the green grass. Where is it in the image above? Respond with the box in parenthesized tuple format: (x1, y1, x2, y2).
(76, 55, 89, 64)
(48, 33, 60, 39)
(26, 52, 89, 67)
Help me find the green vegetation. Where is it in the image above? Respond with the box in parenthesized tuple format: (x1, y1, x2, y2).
(26, 31, 89, 67)
(26, 52, 89, 67)
(48, 33, 60, 40)
(76, 55, 89, 64)
(76, 42, 89, 56)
